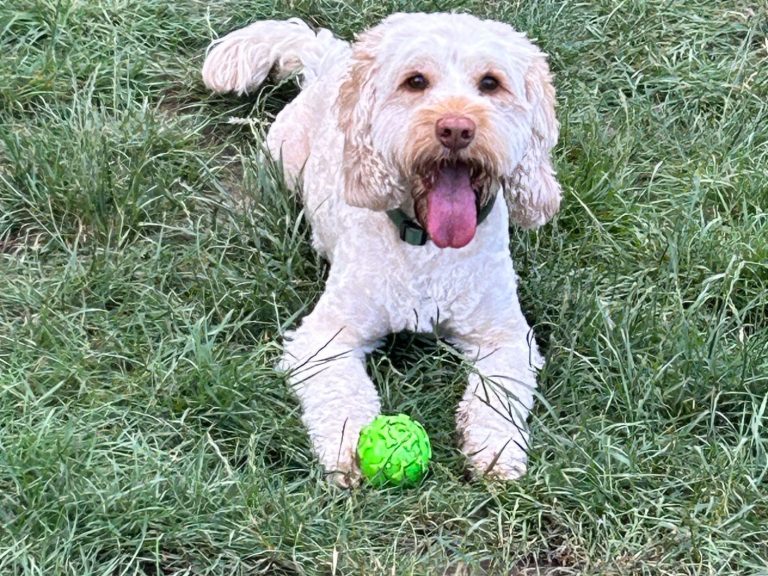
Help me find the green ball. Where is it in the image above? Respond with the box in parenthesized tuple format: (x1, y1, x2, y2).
(357, 414, 432, 487)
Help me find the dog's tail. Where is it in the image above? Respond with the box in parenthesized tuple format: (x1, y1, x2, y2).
(202, 18, 349, 96)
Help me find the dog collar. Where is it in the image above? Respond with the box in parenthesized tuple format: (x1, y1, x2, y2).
(386, 194, 497, 246)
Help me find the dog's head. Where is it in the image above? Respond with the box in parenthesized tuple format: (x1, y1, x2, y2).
(337, 12, 561, 248)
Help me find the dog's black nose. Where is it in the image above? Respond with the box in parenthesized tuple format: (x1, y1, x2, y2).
(435, 115, 476, 150)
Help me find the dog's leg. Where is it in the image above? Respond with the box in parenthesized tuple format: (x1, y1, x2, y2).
(454, 334, 541, 479)
(281, 291, 385, 487)
(450, 274, 543, 480)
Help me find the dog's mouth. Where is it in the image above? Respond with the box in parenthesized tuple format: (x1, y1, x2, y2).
(416, 160, 491, 249)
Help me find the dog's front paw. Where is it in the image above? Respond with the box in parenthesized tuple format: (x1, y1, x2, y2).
(323, 445, 362, 488)
(314, 418, 370, 489)
(460, 428, 528, 481)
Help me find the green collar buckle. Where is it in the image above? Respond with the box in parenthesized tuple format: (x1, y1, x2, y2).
(386, 194, 497, 247)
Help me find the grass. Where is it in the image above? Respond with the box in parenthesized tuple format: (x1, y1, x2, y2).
(1, 0, 767, 574)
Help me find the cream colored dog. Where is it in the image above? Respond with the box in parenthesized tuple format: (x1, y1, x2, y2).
(202, 13, 561, 486)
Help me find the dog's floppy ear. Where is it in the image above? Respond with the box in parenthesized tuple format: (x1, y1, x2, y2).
(504, 55, 562, 229)
(336, 30, 404, 211)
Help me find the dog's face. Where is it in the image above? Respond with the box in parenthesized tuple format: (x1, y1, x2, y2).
(338, 13, 562, 247)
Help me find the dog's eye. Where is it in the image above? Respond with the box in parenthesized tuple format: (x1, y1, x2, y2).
(404, 73, 429, 91)
(479, 75, 500, 93)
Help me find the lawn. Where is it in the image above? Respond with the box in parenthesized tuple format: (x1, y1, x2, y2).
(1, 0, 767, 574)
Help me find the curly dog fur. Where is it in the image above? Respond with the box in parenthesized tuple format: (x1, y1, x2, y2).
(202, 12, 562, 486)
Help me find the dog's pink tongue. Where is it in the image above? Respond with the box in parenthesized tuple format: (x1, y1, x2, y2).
(426, 163, 477, 249)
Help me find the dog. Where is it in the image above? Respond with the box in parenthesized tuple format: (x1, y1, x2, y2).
(202, 12, 561, 486)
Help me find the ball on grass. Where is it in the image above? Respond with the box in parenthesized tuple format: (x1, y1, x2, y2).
(357, 414, 432, 487)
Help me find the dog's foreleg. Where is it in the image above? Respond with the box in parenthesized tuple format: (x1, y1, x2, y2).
(281, 294, 384, 487)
